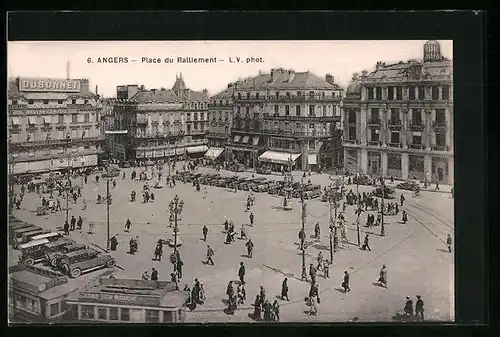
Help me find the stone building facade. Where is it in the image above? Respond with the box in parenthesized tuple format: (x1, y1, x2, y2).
(342, 40, 454, 184)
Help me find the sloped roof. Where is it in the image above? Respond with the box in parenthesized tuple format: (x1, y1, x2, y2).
(233, 69, 339, 90)
(366, 59, 452, 81)
(172, 74, 186, 90)
(346, 82, 361, 95)
(212, 85, 236, 99)
(131, 89, 209, 103)
(8, 80, 21, 98)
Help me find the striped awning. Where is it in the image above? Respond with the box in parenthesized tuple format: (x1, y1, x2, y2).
(186, 145, 208, 154)
(241, 136, 250, 143)
(233, 135, 241, 143)
(258, 151, 300, 165)
(308, 154, 317, 165)
(204, 147, 224, 159)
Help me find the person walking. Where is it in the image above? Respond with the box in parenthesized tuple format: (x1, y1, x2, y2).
(206, 245, 215, 265)
(362, 234, 371, 251)
(63, 220, 70, 236)
(404, 296, 414, 316)
(238, 262, 246, 285)
(272, 300, 280, 321)
(281, 277, 290, 301)
(150, 267, 158, 281)
(176, 259, 183, 279)
(77, 216, 83, 230)
(109, 234, 119, 251)
(245, 239, 254, 258)
(88, 221, 95, 234)
(202, 225, 208, 242)
(249, 212, 254, 226)
(402, 210, 408, 224)
(309, 264, 317, 284)
(378, 264, 388, 288)
(124, 218, 132, 232)
(342, 271, 351, 292)
(226, 281, 234, 304)
(253, 295, 262, 320)
(323, 260, 330, 278)
(56, 198, 62, 211)
(317, 251, 323, 271)
(240, 224, 247, 240)
(70, 216, 76, 231)
(237, 283, 246, 305)
(141, 270, 150, 280)
(153, 240, 163, 261)
(415, 295, 425, 320)
(447, 234, 452, 253)
(298, 228, 306, 250)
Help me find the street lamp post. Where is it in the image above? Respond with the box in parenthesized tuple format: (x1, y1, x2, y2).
(169, 195, 184, 257)
(300, 187, 307, 281)
(380, 178, 386, 237)
(65, 134, 72, 224)
(102, 168, 120, 250)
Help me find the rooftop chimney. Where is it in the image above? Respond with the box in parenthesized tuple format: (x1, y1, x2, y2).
(325, 74, 335, 85)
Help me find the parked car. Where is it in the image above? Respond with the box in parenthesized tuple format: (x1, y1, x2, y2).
(18, 229, 51, 247)
(30, 232, 62, 243)
(353, 174, 374, 186)
(373, 186, 396, 199)
(46, 242, 86, 267)
(396, 180, 420, 191)
(18, 239, 51, 266)
(304, 184, 322, 199)
(245, 177, 267, 191)
(119, 161, 132, 168)
(28, 175, 45, 188)
(186, 172, 202, 183)
(59, 248, 116, 278)
(200, 173, 219, 184)
(233, 164, 246, 172)
(252, 182, 271, 193)
(256, 166, 272, 175)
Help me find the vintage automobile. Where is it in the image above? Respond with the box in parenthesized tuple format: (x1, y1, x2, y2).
(59, 248, 116, 278)
(252, 181, 271, 193)
(18, 229, 51, 247)
(18, 239, 51, 266)
(304, 184, 322, 199)
(9, 222, 33, 238)
(352, 174, 374, 186)
(119, 160, 132, 168)
(30, 232, 62, 243)
(28, 175, 45, 187)
(396, 180, 420, 191)
(199, 173, 219, 184)
(186, 172, 203, 183)
(46, 242, 86, 267)
(373, 186, 396, 199)
(256, 166, 272, 175)
(268, 181, 283, 195)
(245, 177, 267, 191)
(234, 177, 250, 189)
(233, 164, 246, 172)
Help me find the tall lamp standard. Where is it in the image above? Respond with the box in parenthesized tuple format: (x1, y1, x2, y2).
(300, 185, 307, 281)
(169, 195, 184, 257)
(380, 178, 386, 237)
(102, 168, 120, 250)
(64, 133, 72, 224)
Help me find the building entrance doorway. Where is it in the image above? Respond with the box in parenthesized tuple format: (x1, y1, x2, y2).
(371, 160, 379, 175)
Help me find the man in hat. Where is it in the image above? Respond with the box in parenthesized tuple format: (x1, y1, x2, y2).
(238, 262, 246, 285)
(245, 239, 254, 258)
(342, 271, 351, 292)
(446, 234, 452, 253)
(151, 267, 159, 281)
(109, 234, 119, 251)
(206, 245, 215, 265)
(281, 277, 290, 301)
(202, 225, 208, 242)
(309, 264, 317, 284)
(378, 264, 388, 288)
(415, 295, 425, 320)
(249, 212, 254, 226)
(362, 234, 371, 251)
(404, 296, 414, 316)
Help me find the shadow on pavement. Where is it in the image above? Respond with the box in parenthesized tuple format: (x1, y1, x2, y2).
(334, 288, 346, 294)
(437, 248, 451, 253)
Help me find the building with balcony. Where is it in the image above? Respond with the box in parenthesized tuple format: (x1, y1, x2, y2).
(7, 77, 104, 175)
(229, 68, 344, 171)
(108, 74, 210, 163)
(205, 83, 235, 161)
(342, 40, 454, 184)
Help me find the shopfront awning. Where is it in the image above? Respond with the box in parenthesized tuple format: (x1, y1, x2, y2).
(186, 145, 208, 154)
(233, 135, 241, 143)
(252, 137, 260, 146)
(308, 154, 317, 165)
(258, 151, 301, 165)
(204, 147, 224, 160)
(28, 116, 36, 125)
(11, 117, 20, 126)
(42, 116, 52, 124)
(241, 136, 250, 144)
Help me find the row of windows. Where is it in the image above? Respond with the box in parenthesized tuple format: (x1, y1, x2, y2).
(366, 85, 450, 101)
(11, 293, 41, 315)
(186, 112, 206, 120)
(10, 129, 94, 143)
(208, 111, 230, 120)
(184, 102, 208, 109)
(76, 304, 179, 323)
(11, 99, 90, 105)
(268, 139, 317, 150)
(10, 146, 93, 158)
(347, 109, 447, 125)
(237, 105, 335, 117)
(11, 113, 91, 126)
(268, 121, 329, 130)
(236, 91, 338, 100)
(347, 126, 446, 146)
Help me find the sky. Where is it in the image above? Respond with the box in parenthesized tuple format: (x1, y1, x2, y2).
(8, 40, 452, 98)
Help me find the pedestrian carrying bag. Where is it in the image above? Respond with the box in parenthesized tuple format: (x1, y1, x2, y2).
(317, 296, 320, 304)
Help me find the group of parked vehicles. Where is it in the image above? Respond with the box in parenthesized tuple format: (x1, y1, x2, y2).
(175, 171, 323, 200)
(10, 217, 116, 279)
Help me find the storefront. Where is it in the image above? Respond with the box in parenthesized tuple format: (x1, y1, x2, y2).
(204, 147, 225, 161)
(64, 278, 185, 323)
(186, 145, 208, 158)
(258, 151, 300, 172)
(8, 264, 80, 323)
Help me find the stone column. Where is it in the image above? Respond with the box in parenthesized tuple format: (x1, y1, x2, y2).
(448, 156, 454, 185)
(361, 148, 368, 174)
(344, 147, 349, 171)
(401, 109, 408, 148)
(356, 149, 362, 172)
(424, 154, 432, 180)
(359, 108, 367, 145)
(381, 151, 388, 177)
(445, 108, 451, 148)
(401, 153, 409, 181)
(301, 140, 309, 172)
(379, 108, 385, 145)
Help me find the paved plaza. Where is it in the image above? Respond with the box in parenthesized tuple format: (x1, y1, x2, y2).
(10, 164, 455, 322)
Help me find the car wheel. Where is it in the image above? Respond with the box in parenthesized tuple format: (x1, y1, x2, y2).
(106, 259, 116, 268)
(70, 268, 82, 278)
(50, 258, 59, 267)
(23, 258, 35, 266)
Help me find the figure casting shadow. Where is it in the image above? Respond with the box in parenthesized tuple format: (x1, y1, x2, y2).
(437, 248, 451, 253)
(334, 288, 347, 294)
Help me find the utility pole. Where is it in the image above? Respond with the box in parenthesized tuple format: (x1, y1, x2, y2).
(329, 194, 333, 262)
(65, 134, 72, 224)
(333, 191, 339, 252)
(300, 187, 307, 281)
(381, 178, 385, 236)
(106, 178, 110, 249)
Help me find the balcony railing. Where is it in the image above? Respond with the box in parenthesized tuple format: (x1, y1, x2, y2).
(367, 119, 381, 126)
(367, 140, 380, 146)
(234, 95, 341, 103)
(388, 119, 401, 126)
(432, 121, 447, 128)
(262, 115, 340, 122)
(408, 144, 423, 150)
(432, 145, 449, 151)
(343, 139, 357, 144)
(9, 136, 105, 149)
(410, 123, 424, 131)
(387, 142, 401, 148)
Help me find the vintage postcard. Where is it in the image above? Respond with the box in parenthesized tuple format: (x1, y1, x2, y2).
(7, 40, 454, 323)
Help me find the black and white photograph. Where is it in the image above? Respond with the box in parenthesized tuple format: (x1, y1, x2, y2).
(7, 39, 455, 324)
